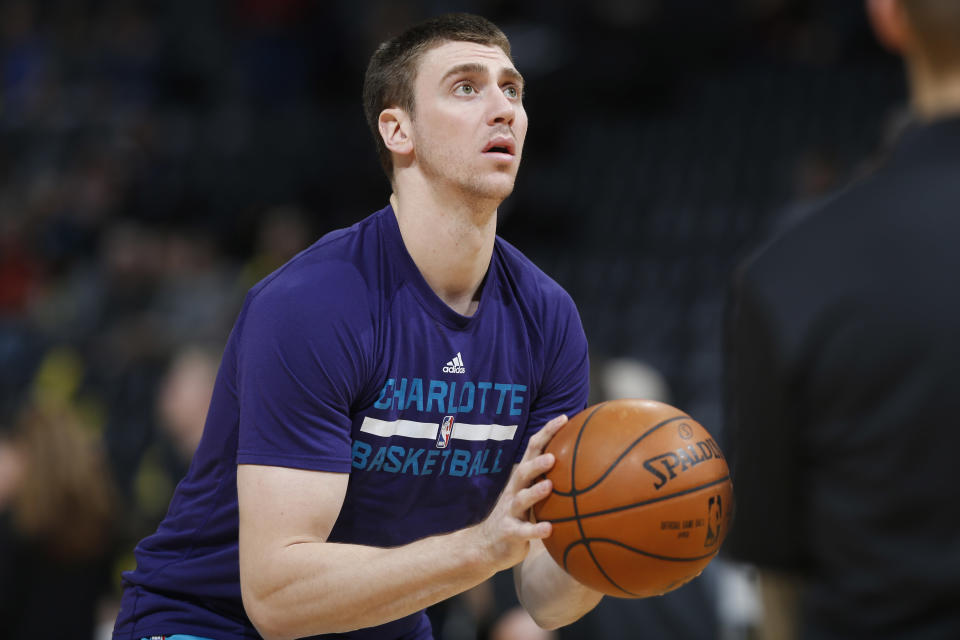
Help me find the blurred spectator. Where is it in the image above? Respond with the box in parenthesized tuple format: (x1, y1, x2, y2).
(0, 215, 42, 314)
(156, 344, 219, 463)
(0, 331, 117, 640)
(149, 228, 241, 347)
(131, 342, 220, 526)
(596, 357, 671, 406)
(239, 204, 313, 290)
(724, 1, 960, 637)
(0, 0, 50, 126)
(97, 343, 221, 639)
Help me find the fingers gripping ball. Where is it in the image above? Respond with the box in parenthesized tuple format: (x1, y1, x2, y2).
(533, 399, 734, 598)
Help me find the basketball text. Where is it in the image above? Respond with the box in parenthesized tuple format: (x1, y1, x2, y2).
(351, 441, 507, 477)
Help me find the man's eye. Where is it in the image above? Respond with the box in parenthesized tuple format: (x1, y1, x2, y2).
(504, 86, 519, 99)
(455, 84, 476, 96)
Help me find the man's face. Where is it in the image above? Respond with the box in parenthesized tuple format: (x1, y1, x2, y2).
(408, 40, 527, 204)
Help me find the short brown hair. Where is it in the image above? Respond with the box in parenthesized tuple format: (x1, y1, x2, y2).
(900, 0, 960, 74)
(362, 13, 512, 180)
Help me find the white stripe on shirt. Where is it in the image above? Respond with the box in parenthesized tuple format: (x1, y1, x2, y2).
(360, 417, 518, 442)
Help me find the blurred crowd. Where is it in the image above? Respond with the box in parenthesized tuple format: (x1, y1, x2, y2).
(0, 1, 905, 639)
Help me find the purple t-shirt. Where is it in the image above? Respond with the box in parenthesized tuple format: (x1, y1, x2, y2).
(114, 205, 590, 640)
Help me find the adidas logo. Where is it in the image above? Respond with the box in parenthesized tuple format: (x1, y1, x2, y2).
(442, 352, 466, 374)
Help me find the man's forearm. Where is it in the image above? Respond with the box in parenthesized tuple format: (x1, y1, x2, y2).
(242, 525, 498, 640)
(240, 417, 571, 640)
(514, 539, 603, 629)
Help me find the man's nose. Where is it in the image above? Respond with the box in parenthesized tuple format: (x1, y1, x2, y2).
(488, 88, 516, 125)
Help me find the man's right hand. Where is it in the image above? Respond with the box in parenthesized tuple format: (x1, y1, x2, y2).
(471, 414, 569, 571)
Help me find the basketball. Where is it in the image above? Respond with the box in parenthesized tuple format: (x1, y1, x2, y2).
(532, 399, 734, 598)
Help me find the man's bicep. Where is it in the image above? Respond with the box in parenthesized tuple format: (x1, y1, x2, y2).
(523, 294, 590, 460)
(237, 465, 350, 633)
(238, 464, 349, 554)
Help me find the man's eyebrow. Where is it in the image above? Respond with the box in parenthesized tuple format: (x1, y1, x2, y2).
(501, 67, 525, 87)
(441, 62, 525, 87)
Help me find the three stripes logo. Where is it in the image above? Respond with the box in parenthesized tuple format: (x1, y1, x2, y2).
(442, 352, 466, 374)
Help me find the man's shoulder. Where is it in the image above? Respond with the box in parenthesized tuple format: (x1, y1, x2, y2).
(240, 209, 390, 326)
(494, 235, 573, 306)
(249, 209, 386, 300)
(740, 167, 887, 281)
(747, 135, 960, 277)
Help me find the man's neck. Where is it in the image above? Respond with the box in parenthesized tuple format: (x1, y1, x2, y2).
(389, 185, 499, 317)
(908, 63, 960, 121)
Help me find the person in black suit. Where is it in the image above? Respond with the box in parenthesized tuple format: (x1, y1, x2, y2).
(723, 1, 960, 638)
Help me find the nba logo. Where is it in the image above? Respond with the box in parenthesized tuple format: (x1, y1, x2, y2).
(436, 416, 455, 449)
(705, 495, 723, 547)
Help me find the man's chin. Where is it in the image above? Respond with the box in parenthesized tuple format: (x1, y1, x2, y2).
(469, 174, 517, 203)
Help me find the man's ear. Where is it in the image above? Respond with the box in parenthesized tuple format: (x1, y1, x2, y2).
(378, 108, 414, 158)
(866, 0, 911, 55)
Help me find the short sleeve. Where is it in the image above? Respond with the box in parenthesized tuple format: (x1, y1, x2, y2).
(236, 260, 374, 472)
(519, 290, 591, 461)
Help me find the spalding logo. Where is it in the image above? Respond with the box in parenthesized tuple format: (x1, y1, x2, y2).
(642, 438, 724, 490)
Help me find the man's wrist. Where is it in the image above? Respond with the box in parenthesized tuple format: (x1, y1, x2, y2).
(452, 523, 502, 577)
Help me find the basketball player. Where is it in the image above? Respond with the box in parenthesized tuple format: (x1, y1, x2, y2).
(724, 1, 960, 638)
(113, 13, 603, 640)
